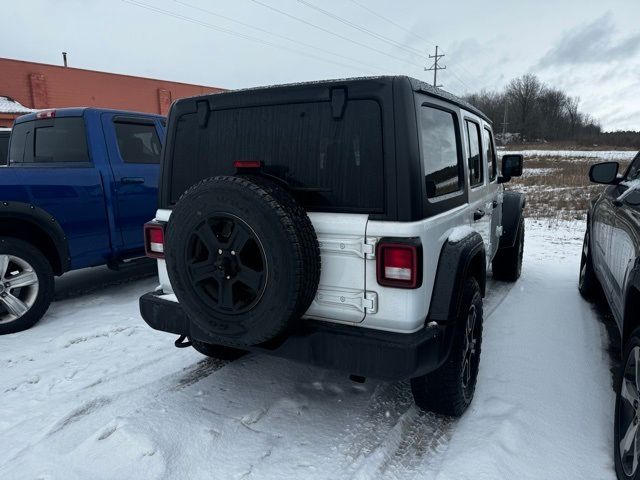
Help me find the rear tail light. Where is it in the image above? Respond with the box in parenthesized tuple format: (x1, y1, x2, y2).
(36, 110, 56, 119)
(144, 222, 165, 259)
(376, 240, 421, 288)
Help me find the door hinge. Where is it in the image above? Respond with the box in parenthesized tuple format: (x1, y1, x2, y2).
(317, 237, 377, 259)
(363, 291, 378, 314)
(364, 237, 377, 259)
(315, 289, 378, 314)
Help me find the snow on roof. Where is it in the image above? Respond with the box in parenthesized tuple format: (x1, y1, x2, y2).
(0, 96, 35, 114)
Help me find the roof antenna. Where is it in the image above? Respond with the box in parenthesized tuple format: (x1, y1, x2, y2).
(62, 52, 68, 67)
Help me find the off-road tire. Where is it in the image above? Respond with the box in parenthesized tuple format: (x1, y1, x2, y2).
(0, 237, 55, 335)
(578, 228, 601, 300)
(190, 338, 247, 361)
(492, 216, 524, 281)
(165, 175, 320, 346)
(410, 277, 483, 417)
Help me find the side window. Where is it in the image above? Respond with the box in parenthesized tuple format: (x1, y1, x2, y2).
(114, 122, 161, 164)
(465, 120, 483, 187)
(626, 153, 640, 181)
(419, 106, 463, 198)
(483, 127, 497, 181)
(0, 134, 9, 165)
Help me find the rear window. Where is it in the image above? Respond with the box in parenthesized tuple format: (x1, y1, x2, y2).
(9, 118, 88, 164)
(169, 100, 384, 211)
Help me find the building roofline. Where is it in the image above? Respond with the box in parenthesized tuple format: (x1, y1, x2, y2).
(0, 56, 225, 91)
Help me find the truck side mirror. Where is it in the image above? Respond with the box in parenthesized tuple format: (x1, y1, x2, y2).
(498, 154, 523, 183)
(589, 162, 620, 185)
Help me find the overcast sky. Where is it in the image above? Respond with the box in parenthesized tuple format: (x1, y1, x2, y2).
(2, 0, 639, 131)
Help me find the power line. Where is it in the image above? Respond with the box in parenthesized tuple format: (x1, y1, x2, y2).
(347, 0, 483, 89)
(297, 0, 426, 59)
(294, 0, 476, 92)
(249, 0, 425, 70)
(348, 0, 437, 48)
(425, 45, 446, 88)
(121, 0, 373, 73)
(173, 0, 384, 73)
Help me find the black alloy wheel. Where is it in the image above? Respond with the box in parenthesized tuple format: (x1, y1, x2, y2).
(616, 338, 640, 479)
(186, 213, 267, 315)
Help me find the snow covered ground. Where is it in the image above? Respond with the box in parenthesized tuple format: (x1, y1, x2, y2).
(500, 149, 637, 161)
(0, 220, 617, 480)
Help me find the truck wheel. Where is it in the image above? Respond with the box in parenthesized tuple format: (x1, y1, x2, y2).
(578, 228, 600, 300)
(190, 338, 247, 361)
(411, 277, 483, 417)
(615, 328, 640, 480)
(165, 175, 320, 346)
(0, 237, 54, 335)
(492, 217, 524, 281)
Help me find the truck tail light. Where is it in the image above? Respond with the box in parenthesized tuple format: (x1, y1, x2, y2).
(36, 110, 56, 119)
(144, 222, 165, 259)
(376, 240, 421, 289)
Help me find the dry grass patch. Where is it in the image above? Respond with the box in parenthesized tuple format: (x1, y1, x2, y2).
(506, 155, 630, 220)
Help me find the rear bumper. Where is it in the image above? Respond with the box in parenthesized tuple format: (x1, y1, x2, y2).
(139, 291, 453, 381)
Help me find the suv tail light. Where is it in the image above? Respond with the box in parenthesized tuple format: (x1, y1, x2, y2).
(144, 222, 165, 259)
(376, 240, 422, 289)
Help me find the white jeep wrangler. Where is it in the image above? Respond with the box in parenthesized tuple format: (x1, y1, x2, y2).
(140, 76, 525, 416)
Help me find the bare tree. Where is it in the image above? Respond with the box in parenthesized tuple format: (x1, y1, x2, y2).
(505, 74, 544, 140)
(565, 96, 580, 137)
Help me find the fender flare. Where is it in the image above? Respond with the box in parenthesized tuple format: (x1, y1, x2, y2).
(0, 201, 70, 274)
(427, 231, 486, 324)
(499, 191, 526, 249)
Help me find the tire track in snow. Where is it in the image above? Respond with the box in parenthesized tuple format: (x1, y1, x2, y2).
(339, 279, 515, 479)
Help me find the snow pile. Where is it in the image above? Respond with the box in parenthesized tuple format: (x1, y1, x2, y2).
(0, 221, 617, 479)
(448, 226, 476, 243)
(0, 96, 35, 114)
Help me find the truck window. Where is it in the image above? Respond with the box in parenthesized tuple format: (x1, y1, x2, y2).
(0, 133, 9, 165)
(465, 120, 483, 187)
(483, 127, 497, 181)
(419, 106, 462, 198)
(10, 118, 89, 164)
(114, 122, 161, 164)
(170, 100, 384, 212)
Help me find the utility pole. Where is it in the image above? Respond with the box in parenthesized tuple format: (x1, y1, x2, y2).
(425, 45, 446, 88)
(501, 102, 509, 136)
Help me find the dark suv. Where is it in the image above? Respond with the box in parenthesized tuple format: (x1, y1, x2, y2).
(580, 153, 640, 480)
(140, 76, 524, 416)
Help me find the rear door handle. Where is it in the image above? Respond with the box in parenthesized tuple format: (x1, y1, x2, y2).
(121, 177, 145, 184)
(474, 209, 486, 221)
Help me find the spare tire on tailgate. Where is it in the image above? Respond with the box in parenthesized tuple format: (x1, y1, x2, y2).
(165, 175, 321, 346)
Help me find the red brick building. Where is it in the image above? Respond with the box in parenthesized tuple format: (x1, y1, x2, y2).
(0, 57, 224, 127)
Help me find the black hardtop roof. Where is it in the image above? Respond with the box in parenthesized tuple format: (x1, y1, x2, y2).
(178, 75, 491, 124)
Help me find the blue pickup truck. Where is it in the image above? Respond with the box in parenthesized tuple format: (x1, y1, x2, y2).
(0, 107, 164, 334)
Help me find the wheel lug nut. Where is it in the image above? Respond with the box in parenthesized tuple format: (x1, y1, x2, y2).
(231, 250, 236, 256)
(218, 249, 223, 255)
(226, 275, 231, 280)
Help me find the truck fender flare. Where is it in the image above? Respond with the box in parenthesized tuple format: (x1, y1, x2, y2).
(427, 231, 486, 325)
(0, 201, 70, 274)
(499, 191, 526, 249)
